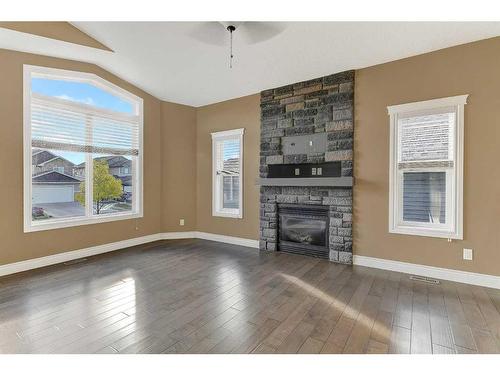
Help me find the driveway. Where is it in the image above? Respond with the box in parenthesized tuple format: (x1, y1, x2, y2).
(35, 201, 132, 219)
(36, 202, 85, 218)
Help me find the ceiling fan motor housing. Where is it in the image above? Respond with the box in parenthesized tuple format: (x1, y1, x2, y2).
(219, 21, 242, 31)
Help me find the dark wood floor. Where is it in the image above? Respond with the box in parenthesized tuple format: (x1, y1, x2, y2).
(1, 239, 499, 354)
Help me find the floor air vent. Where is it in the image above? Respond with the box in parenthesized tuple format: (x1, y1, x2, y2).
(63, 258, 88, 266)
(409, 275, 440, 284)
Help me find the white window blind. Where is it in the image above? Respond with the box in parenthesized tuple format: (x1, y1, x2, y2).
(388, 95, 467, 239)
(31, 93, 140, 156)
(212, 129, 244, 218)
(398, 110, 454, 169)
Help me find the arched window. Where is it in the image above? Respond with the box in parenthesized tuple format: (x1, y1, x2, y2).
(24, 65, 143, 232)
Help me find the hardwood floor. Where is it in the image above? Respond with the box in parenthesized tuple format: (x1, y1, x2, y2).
(1, 239, 499, 354)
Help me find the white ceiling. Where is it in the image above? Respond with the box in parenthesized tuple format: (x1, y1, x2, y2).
(1, 22, 500, 107)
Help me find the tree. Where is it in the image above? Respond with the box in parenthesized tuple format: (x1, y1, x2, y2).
(75, 160, 123, 214)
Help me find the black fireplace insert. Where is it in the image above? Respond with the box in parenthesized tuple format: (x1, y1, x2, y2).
(278, 204, 329, 259)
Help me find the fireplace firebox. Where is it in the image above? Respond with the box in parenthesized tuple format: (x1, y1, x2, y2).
(278, 204, 330, 259)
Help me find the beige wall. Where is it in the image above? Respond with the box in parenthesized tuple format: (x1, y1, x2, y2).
(355, 37, 500, 276)
(161, 102, 197, 232)
(196, 94, 260, 239)
(193, 37, 500, 276)
(2, 35, 500, 278)
(0, 49, 163, 265)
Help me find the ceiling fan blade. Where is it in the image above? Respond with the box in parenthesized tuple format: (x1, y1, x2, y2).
(238, 22, 287, 44)
(188, 22, 227, 46)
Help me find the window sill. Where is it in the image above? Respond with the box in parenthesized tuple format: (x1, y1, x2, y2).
(212, 211, 243, 219)
(389, 226, 462, 240)
(25, 211, 143, 233)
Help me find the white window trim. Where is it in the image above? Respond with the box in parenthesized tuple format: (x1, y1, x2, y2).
(211, 128, 244, 219)
(23, 65, 144, 233)
(387, 95, 467, 240)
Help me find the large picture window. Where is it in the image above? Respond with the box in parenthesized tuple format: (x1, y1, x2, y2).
(24, 65, 143, 232)
(388, 95, 467, 239)
(211, 128, 244, 218)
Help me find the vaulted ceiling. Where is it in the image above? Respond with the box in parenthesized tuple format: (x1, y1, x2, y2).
(1, 22, 500, 106)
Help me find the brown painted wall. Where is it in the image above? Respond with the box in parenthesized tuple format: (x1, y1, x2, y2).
(0, 49, 162, 265)
(193, 37, 500, 276)
(195, 94, 260, 239)
(161, 102, 197, 232)
(355, 37, 500, 276)
(2, 36, 500, 278)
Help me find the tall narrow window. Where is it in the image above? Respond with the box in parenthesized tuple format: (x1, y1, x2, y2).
(211, 128, 244, 218)
(388, 95, 467, 239)
(24, 65, 143, 232)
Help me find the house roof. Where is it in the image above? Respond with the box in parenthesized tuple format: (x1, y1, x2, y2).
(32, 170, 81, 184)
(32, 149, 57, 165)
(75, 155, 131, 169)
(32, 149, 75, 167)
(116, 175, 132, 186)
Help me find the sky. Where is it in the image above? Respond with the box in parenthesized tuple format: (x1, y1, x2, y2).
(223, 139, 240, 161)
(32, 78, 133, 113)
(32, 78, 133, 164)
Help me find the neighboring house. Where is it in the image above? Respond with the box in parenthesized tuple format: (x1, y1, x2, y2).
(73, 155, 132, 193)
(221, 157, 240, 209)
(32, 171, 81, 205)
(31, 149, 82, 205)
(32, 149, 75, 175)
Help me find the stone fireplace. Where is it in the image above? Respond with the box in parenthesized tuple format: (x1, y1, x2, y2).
(258, 71, 354, 264)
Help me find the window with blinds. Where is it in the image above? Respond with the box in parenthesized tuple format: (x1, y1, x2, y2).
(388, 95, 467, 239)
(211, 129, 244, 218)
(31, 93, 140, 156)
(24, 65, 143, 232)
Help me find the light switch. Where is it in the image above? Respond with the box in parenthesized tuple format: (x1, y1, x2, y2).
(294, 168, 300, 176)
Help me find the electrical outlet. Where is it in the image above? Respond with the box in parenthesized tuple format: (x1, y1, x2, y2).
(463, 248, 473, 261)
(317, 167, 322, 176)
(311, 168, 317, 176)
(179, 219, 185, 226)
(294, 168, 300, 176)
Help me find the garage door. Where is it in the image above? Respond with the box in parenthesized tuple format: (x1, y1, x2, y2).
(32, 185, 74, 204)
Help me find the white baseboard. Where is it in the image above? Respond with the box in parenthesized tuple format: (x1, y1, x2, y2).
(4, 233, 497, 289)
(0, 231, 258, 278)
(353, 255, 500, 289)
(161, 231, 196, 240)
(160, 231, 259, 248)
(0, 233, 163, 278)
(194, 231, 259, 249)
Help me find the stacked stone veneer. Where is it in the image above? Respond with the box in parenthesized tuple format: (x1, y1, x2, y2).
(259, 71, 354, 264)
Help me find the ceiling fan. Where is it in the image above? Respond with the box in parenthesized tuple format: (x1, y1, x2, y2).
(189, 22, 287, 68)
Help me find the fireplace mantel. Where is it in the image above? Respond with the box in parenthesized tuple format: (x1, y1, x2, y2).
(256, 177, 353, 187)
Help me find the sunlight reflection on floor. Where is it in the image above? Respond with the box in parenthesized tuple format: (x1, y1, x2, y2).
(280, 273, 390, 342)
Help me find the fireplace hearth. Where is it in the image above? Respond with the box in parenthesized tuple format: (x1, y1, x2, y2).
(279, 204, 329, 259)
